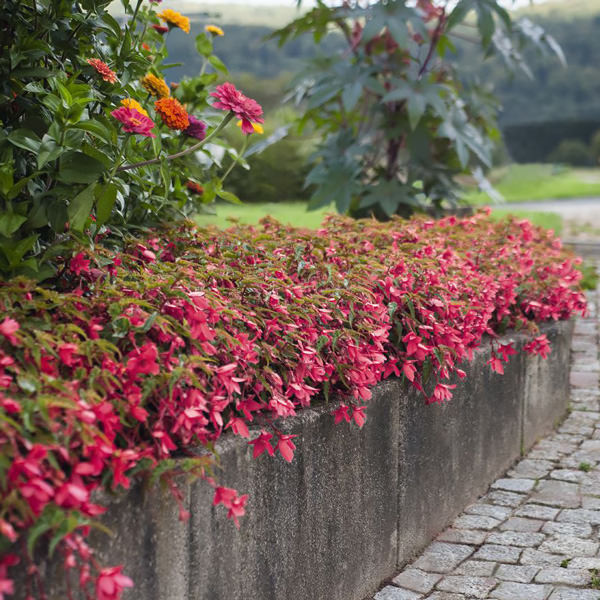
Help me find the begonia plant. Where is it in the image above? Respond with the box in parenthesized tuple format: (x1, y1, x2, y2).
(0, 211, 587, 597)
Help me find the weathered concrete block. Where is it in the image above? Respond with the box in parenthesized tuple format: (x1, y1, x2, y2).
(523, 320, 574, 450)
(396, 340, 524, 567)
(13, 321, 573, 600)
(187, 379, 400, 600)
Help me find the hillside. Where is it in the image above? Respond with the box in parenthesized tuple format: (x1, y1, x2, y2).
(108, 2, 305, 27)
(516, 0, 600, 19)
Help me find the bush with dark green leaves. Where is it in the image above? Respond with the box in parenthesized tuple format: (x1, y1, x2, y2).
(548, 139, 594, 167)
(590, 129, 600, 165)
(0, 0, 263, 280)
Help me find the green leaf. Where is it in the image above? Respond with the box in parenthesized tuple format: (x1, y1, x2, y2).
(208, 55, 228, 74)
(67, 183, 96, 231)
(58, 151, 105, 184)
(8, 129, 41, 153)
(101, 12, 123, 39)
(195, 33, 213, 57)
(37, 135, 62, 169)
(0, 234, 38, 267)
(216, 189, 242, 204)
(49, 513, 83, 557)
(381, 82, 412, 103)
(70, 121, 113, 145)
(0, 166, 13, 196)
(446, 0, 475, 31)
(0, 213, 27, 236)
(95, 182, 118, 225)
(477, 5, 495, 48)
(407, 94, 426, 130)
(27, 519, 53, 556)
(342, 81, 363, 112)
(17, 376, 38, 394)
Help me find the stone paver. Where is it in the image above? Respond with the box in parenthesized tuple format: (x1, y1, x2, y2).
(372, 297, 600, 600)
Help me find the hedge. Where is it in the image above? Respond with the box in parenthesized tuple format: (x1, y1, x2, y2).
(503, 119, 600, 163)
(0, 211, 586, 598)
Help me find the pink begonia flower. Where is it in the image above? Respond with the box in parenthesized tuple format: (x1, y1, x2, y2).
(248, 431, 274, 458)
(333, 404, 351, 424)
(111, 107, 156, 138)
(276, 434, 297, 463)
(524, 334, 551, 359)
(429, 383, 456, 404)
(210, 82, 264, 134)
(58, 342, 79, 367)
(69, 252, 90, 275)
(226, 416, 249, 438)
(95, 566, 133, 600)
(352, 406, 367, 428)
(0, 318, 19, 346)
(125, 343, 160, 378)
(487, 353, 505, 374)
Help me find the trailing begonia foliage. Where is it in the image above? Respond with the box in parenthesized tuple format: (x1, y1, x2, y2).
(0, 212, 586, 598)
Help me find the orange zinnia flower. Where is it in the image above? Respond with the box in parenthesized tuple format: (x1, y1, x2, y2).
(87, 58, 118, 84)
(141, 73, 170, 98)
(154, 97, 189, 130)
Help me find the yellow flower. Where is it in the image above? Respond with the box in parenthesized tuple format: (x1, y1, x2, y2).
(141, 73, 170, 98)
(120, 98, 148, 117)
(158, 9, 191, 34)
(236, 120, 264, 135)
(205, 24, 224, 37)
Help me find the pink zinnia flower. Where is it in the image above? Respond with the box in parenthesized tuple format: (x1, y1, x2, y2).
(184, 115, 207, 140)
(111, 107, 156, 138)
(210, 82, 264, 134)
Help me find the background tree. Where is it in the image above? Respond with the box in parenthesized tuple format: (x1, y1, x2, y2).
(272, 0, 565, 218)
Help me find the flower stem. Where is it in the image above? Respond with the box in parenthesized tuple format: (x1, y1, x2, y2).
(116, 112, 235, 172)
(221, 135, 249, 183)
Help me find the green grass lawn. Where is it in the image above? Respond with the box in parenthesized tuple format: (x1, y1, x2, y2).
(195, 201, 563, 235)
(462, 164, 600, 205)
(195, 202, 332, 229)
(488, 209, 563, 235)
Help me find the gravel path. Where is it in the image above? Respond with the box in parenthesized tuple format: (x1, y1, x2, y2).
(373, 286, 600, 600)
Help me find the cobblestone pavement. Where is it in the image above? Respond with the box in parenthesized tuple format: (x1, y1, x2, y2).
(374, 291, 600, 600)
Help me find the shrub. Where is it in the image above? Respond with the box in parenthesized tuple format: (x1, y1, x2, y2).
(590, 129, 600, 165)
(0, 211, 586, 597)
(503, 119, 600, 164)
(548, 139, 594, 167)
(0, 0, 263, 280)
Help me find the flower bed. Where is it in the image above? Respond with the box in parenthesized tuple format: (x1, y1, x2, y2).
(0, 211, 586, 598)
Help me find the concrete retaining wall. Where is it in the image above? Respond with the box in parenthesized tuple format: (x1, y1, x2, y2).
(22, 320, 574, 600)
